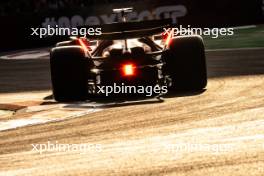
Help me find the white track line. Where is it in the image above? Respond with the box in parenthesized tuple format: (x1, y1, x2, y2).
(232, 25, 257, 30)
(206, 47, 264, 52)
(0, 48, 50, 60)
(0, 103, 102, 132)
(0, 98, 163, 132)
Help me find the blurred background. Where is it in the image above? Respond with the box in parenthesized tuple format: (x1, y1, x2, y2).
(0, 0, 263, 51)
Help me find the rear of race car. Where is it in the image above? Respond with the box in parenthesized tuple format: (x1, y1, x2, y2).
(89, 46, 165, 97)
(49, 8, 207, 102)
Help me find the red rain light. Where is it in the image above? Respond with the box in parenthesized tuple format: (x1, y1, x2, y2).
(122, 64, 135, 76)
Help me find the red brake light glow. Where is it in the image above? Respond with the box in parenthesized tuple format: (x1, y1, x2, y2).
(78, 38, 89, 52)
(122, 64, 135, 76)
(165, 29, 173, 46)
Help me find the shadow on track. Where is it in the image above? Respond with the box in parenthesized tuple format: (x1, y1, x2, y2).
(41, 89, 206, 109)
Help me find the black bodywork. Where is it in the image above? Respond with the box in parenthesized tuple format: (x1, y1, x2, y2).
(50, 10, 207, 102)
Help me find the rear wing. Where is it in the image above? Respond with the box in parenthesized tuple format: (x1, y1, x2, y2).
(80, 19, 172, 40)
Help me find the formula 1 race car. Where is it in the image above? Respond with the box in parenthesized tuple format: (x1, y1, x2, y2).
(50, 8, 207, 102)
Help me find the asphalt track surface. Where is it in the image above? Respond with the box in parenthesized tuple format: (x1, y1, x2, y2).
(0, 48, 264, 175)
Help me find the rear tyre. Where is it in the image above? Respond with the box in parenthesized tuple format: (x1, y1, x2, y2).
(163, 35, 207, 91)
(50, 46, 89, 102)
